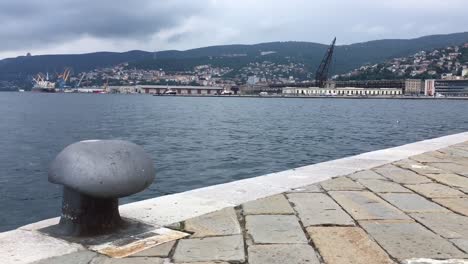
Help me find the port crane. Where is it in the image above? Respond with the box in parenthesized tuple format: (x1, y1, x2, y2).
(57, 68, 71, 89)
(315, 37, 336, 88)
(76, 73, 85, 88)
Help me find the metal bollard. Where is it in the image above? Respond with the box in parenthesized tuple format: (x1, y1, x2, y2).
(48, 140, 155, 236)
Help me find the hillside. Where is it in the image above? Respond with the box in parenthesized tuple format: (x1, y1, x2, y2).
(1, 32, 468, 89)
(337, 43, 468, 80)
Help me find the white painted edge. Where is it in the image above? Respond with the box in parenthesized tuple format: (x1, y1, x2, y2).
(3, 131, 468, 264)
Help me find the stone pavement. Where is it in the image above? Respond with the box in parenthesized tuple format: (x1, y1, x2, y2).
(34, 141, 468, 264)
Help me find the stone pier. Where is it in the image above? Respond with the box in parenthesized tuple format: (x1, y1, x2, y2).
(2, 133, 468, 264)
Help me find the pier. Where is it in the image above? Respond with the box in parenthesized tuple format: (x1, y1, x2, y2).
(1, 133, 468, 263)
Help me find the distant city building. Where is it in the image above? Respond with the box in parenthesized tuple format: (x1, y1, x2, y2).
(462, 68, 468, 78)
(247, 76, 260, 85)
(139, 85, 223, 95)
(282, 87, 403, 96)
(425, 79, 468, 97)
(405, 79, 423, 95)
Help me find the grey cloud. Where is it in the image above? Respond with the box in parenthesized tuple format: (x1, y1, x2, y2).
(1, 0, 468, 58)
(0, 0, 202, 50)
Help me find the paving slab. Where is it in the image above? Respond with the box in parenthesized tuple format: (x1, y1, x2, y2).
(248, 244, 320, 264)
(410, 212, 468, 239)
(245, 215, 308, 244)
(329, 191, 410, 220)
(119, 193, 234, 227)
(91, 256, 164, 264)
(243, 194, 294, 215)
(402, 258, 468, 264)
(30, 250, 97, 264)
(380, 193, 449, 213)
(287, 193, 354, 226)
(0, 230, 85, 264)
(173, 235, 245, 263)
(451, 239, 468, 253)
(439, 147, 468, 158)
(184, 207, 241, 238)
(130, 241, 175, 257)
(307, 226, 394, 264)
(172, 262, 230, 264)
(424, 173, 468, 190)
(405, 183, 466, 198)
(360, 221, 467, 260)
(288, 184, 323, 193)
(373, 164, 432, 184)
(357, 178, 411, 193)
(429, 163, 468, 177)
(320, 177, 365, 191)
(395, 159, 444, 175)
(349, 170, 387, 180)
(410, 152, 449, 163)
(433, 198, 468, 216)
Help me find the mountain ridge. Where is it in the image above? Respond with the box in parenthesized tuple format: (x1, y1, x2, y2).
(2, 32, 468, 88)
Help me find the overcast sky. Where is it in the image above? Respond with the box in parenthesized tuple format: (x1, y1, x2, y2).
(0, 0, 467, 59)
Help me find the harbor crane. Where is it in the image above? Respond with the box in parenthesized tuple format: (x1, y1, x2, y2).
(315, 37, 336, 88)
(57, 68, 71, 89)
(76, 73, 85, 88)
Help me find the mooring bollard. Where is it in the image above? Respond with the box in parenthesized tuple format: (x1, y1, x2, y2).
(48, 140, 155, 236)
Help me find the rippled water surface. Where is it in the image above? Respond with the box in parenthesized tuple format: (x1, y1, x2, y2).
(1, 92, 467, 231)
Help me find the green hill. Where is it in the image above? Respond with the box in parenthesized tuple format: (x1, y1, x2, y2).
(1, 32, 468, 89)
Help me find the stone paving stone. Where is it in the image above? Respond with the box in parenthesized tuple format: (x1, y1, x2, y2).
(349, 170, 387, 180)
(410, 212, 468, 239)
(329, 191, 410, 220)
(380, 193, 449, 213)
(307, 226, 394, 264)
(429, 162, 468, 177)
(451, 239, 468, 253)
(410, 152, 448, 163)
(31, 250, 97, 264)
(360, 221, 467, 260)
(130, 241, 175, 257)
(289, 184, 323, 193)
(402, 258, 468, 264)
(439, 147, 468, 158)
(424, 173, 468, 190)
(394, 159, 444, 175)
(405, 183, 465, 198)
(433, 198, 468, 216)
(287, 193, 354, 226)
(91, 256, 163, 264)
(357, 178, 411, 193)
(184, 207, 241, 238)
(173, 235, 245, 263)
(248, 244, 320, 264)
(174, 262, 230, 264)
(243, 194, 295, 215)
(245, 215, 308, 244)
(320, 177, 365, 191)
(373, 164, 432, 184)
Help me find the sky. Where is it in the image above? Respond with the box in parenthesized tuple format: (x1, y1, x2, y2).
(0, 0, 467, 59)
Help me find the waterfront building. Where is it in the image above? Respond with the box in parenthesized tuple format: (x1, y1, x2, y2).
(106, 86, 141, 94)
(462, 68, 468, 78)
(425, 79, 468, 97)
(404, 79, 423, 95)
(282, 87, 403, 96)
(139, 85, 223, 95)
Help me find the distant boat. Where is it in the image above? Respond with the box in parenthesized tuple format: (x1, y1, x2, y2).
(164, 88, 177, 95)
(31, 73, 56, 93)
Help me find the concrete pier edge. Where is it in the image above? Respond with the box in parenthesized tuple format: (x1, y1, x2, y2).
(2, 131, 468, 264)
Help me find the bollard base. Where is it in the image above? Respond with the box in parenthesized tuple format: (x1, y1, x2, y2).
(58, 187, 123, 237)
